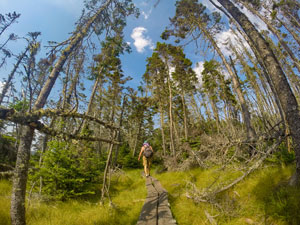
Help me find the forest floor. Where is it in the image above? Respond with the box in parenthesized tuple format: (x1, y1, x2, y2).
(1, 164, 300, 225)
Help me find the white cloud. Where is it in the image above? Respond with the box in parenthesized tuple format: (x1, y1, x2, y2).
(193, 62, 204, 87)
(131, 27, 154, 53)
(234, 2, 268, 31)
(141, 8, 153, 20)
(202, 0, 221, 13)
(215, 30, 237, 56)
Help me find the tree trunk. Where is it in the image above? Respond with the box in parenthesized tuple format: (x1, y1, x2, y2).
(198, 21, 255, 139)
(64, 54, 84, 107)
(81, 75, 100, 131)
(0, 48, 28, 105)
(132, 117, 143, 156)
(241, 1, 300, 73)
(101, 131, 116, 202)
(180, 89, 188, 139)
(277, 15, 300, 46)
(159, 102, 167, 156)
(167, 70, 175, 157)
(208, 0, 285, 122)
(230, 42, 265, 114)
(229, 56, 256, 139)
(202, 94, 212, 120)
(113, 95, 126, 166)
(10, 126, 34, 225)
(217, 0, 300, 184)
(10, 1, 113, 224)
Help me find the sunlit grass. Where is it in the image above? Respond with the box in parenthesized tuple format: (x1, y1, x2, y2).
(0, 179, 11, 225)
(154, 164, 299, 225)
(0, 170, 147, 225)
(1, 165, 299, 225)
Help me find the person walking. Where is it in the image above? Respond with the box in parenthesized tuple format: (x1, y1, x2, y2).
(138, 141, 154, 177)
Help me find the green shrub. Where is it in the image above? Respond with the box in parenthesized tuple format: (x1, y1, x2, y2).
(0, 134, 17, 166)
(29, 140, 104, 200)
(120, 154, 140, 168)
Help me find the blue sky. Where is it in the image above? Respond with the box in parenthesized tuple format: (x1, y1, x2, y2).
(0, 0, 268, 96)
(0, 0, 177, 90)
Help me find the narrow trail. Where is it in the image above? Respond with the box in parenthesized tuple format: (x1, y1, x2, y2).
(137, 175, 177, 225)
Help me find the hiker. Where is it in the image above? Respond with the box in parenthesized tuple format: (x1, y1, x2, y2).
(138, 141, 154, 177)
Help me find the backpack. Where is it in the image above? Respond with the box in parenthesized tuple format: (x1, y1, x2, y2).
(143, 145, 153, 158)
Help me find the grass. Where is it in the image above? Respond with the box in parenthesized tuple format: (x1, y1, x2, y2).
(1, 165, 300, 225)
(0, 169, 147, 225)
(154, 164, 300, 225)
(0, 179, 11, 225)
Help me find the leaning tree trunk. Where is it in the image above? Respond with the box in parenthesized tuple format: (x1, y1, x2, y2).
(240, 1, 300, 73)
(81, 75, 100, 131)
(229, 56, 255, 139)
(10, 1, 113, 224)
(198, 21, 256, 139)
(0, 48, 28, 105)
(276, 15, 300, 47)
(230, 42, 265, 114)
(216, 0, 300, 184)
(208, 0, 285, 122)
(100, 131, 117, 203)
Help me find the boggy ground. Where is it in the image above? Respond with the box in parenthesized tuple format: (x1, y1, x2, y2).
(1, 165, 300, 225)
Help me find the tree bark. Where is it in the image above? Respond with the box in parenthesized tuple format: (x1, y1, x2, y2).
(10, 126, 34, 225)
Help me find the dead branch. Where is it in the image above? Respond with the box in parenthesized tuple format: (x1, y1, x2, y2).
(204, 210, 218, 225)
(0, 107, 119, 130)
(0, 163, 14, 170)
(0, 171, 13, 179)
(29, 120, 120, 144)
(186, 136, 284, 203)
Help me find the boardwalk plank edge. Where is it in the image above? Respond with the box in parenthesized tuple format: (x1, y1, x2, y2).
(137, 175, 177, 225)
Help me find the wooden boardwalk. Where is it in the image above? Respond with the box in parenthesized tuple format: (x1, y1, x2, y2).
(137, 175, 177, 225)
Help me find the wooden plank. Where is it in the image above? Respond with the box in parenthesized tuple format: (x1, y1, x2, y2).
(152, 177, 176, 225)
(137, 177, 158, 225)
(157, 191, 176, 225)
(137, 195, 158, 225)
(137, 176, 177, 225)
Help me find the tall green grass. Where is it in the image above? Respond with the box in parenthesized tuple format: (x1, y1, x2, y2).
(0, 179, 11, 225)
(154, 165, 300, 225)
(1, 166, 299, 225)
(0, 170, 146, 225)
